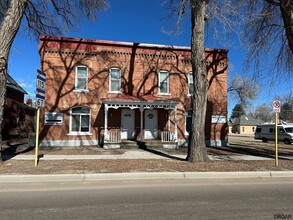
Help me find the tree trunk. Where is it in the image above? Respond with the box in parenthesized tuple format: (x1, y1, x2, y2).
(280, 0, 293, 55)
(0, 0, 27, 143)
(187, 0, 209, 162)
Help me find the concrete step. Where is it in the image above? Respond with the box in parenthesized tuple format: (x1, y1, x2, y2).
(119, 140, 177, 149)
(144, 141, 163, 147)
(120, 140, 139, 149)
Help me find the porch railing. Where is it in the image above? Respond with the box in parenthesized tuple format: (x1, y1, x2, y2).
(108, 130, 121, 143)
(161, 131, 175, 142)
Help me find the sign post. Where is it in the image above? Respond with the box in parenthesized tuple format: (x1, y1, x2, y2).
(35, 69, 46, 166)
(272, 100, 281, 167)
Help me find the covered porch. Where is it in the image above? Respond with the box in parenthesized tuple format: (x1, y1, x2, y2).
(102, 97, 178, 149)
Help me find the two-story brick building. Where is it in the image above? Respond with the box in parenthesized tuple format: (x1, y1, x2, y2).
(38, 36, 228, 149)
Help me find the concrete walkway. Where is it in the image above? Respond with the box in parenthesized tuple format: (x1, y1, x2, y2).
(1, 149, 293, 183)
(3, 149, 293, 161)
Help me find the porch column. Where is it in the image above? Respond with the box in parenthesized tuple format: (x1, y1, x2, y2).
(140, 105, 144, 142)
(174, 106, 178, 142)
(168, 110, 171, 132)
(104, 104, 109, 142)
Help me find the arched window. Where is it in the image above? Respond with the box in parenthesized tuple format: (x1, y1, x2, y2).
(70, 106, 91, 134)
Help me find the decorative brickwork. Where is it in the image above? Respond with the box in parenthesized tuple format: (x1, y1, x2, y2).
(39, 36, 228, 148)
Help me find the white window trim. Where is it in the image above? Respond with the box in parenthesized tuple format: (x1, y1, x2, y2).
(74, 65, 88, 91)
(188, 72, 193, 96)
(68, 106, 91, 135)
(158, 70, 170, 95)
(73, 89, 89, 93)
(67, 132, 92, 136)
(109, 68, 122, 93)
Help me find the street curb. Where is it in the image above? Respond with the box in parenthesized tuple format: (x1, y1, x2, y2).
(1, 171, 293, 183)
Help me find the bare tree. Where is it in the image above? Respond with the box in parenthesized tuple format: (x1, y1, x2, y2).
(244, 0, 293, 77)
(0, 0, 108, 142)
(275, 91, 293, 122)
(228, 75, 260, 107)
(253, 103, 273, 122)
(160, 0, 293, 162)
(187, 0, 209, 162)
(163, 0, 244, 162)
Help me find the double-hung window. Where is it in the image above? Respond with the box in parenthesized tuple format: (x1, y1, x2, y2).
(70, 106, 91, 134)
(109, 68, 121, 93)
(188, 72, 194, 95)
(159, 70, 169, 94)
(75, 66, 88, 91)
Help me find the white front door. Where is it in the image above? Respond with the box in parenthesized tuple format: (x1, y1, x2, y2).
(144, 109, 158, 139)
(121, 109, 135, 139)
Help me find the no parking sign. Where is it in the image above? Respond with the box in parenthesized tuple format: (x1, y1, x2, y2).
(272, 100, 281, 167)
(273, 100, 281, 113)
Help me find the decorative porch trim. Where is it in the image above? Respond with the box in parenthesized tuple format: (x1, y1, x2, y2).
(102, 99, 178, 143)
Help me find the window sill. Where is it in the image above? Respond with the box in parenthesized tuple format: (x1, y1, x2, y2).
(73, 89, 89, 93)
(158, 93, 171, 96)
(67, 132, 92, 136)
(108, 91, 121, 94)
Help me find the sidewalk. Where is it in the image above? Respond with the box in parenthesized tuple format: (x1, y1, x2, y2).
(3, 148, 293, 161)
(1, 139, 293, 183)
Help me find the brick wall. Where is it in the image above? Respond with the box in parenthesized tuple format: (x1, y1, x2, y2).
(39, 36, 228, 146)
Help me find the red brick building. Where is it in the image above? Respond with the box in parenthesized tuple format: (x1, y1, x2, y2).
(38, 36, 228, 148)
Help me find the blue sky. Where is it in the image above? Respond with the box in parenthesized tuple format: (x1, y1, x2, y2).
(8, 0, 292, 114)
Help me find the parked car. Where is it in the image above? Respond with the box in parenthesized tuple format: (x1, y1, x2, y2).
(254, 123, 293, 144)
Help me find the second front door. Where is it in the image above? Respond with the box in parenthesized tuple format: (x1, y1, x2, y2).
(121, 109, 135, 139)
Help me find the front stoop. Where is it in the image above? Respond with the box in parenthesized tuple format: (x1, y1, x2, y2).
(103, 142, 120, 149)
(103, 140, 177, 149)
(144, 140, 177, 149)
(120, 140, 140, 149)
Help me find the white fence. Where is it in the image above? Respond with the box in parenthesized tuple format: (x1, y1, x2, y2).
(161, 131, 175, 142)
(108, 130, 121, 143)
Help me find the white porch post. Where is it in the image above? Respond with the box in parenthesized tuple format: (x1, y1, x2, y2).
(168, 110, 171, 132)
(104, 104, 109, 142)
(140, 105, 144, 142)
(174, 106, 178, 142)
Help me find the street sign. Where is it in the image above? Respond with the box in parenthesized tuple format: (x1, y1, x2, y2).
(35, 69, 46, 108)
(273, 100, 281, 113)
(272, 100, 281, 166)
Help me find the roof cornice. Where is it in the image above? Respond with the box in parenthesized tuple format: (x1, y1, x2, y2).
(39, 35, 228, 53)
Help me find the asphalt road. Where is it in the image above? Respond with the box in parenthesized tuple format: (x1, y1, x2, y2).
(0, 178, 292, 220)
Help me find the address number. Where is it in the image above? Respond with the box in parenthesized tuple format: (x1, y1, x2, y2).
(36, 98, 44, 107)
(37, 79, 46, 89)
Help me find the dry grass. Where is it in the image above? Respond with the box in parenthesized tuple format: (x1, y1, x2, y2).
(0, 135, 292, 174)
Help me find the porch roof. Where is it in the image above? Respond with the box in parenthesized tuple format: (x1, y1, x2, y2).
(102, 94, 178, 109)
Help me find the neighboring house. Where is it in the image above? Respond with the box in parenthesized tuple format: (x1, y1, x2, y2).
(1, 74, 35, 140)
(228, 118, 235, 134)
(38, 36, 228, 148)
(232, 115, 263, 135)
